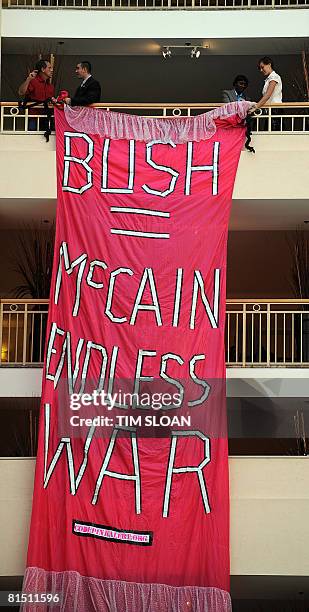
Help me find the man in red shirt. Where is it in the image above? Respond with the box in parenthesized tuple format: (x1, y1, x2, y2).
(18, 60, 55, 134)
(18, 59, 55, 102)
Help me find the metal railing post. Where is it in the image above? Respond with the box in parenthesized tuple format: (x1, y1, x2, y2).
(25, 109, 29, 132)
(266, 303, 271, 366)
(22, 303, 28, 365)
(242, 303, 246, 367)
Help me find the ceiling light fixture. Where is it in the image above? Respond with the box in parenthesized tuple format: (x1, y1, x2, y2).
(162, 44, 203, 59)
(162, 47, 172, 59)
(190, 47, 201, 59)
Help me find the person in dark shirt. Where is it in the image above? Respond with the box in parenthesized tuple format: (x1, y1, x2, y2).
(64, 61, 101, 107)
(18, 59, 55, 102)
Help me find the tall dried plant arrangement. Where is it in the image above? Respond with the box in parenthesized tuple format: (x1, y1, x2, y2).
(291, 49, 309, 101)
(302, 49, 309, 101)
(294, 409, 307, 456)
(11, 221, 55, 299)
(287, 229, 309, 306)
(287, 229, 309, 367)
(12, 401, 40, 457)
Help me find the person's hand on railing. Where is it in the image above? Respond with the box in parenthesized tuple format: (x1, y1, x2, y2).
(247, 102, 258, 115)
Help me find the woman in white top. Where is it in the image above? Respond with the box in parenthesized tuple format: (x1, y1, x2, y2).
(253, 56, 282, 110)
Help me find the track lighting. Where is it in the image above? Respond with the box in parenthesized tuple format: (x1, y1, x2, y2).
(162, 45, 203, 59)
(162, 47, 172, 59)
(190, 47, 201, 59)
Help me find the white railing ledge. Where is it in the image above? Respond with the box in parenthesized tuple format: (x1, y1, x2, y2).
(1, 298, 309, 367)
(4, 0, 309, 9)
(1, 102, 309, 135)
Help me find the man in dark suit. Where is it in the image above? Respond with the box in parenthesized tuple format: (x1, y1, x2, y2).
(64, 61, 101, 107)
(222, 75, 249, 103)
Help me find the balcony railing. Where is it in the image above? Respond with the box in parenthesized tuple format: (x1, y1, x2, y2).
(226, 299, 309, 367)
(1, 299, 309, 367)
(4, 0, 309, 8)
(0, 300, 49, 365)
(1, 102, 309, 135)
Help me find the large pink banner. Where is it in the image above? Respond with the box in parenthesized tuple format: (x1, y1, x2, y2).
(23, 102, 250, 611)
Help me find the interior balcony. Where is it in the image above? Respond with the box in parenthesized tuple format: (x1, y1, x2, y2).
(1, 298, 309, 407)
(1, 36, 308, 107)
(0, 101, 308, 448)
(1, 298, 309, 369)
(0, 103, 309, 225)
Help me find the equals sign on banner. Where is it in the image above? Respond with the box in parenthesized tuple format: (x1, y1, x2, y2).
(110, 207, 170, 239)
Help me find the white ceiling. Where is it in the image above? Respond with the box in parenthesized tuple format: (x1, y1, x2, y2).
(0, 197, 308, 230)
(3, 36, 308, 56)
